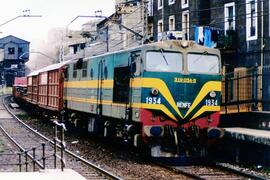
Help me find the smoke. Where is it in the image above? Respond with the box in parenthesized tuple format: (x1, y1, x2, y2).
(25, 27, 66, 71)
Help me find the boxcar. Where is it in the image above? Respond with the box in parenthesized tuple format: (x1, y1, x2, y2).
(26, 70, 40, 104)
(13, 77, 27, 100)
(37, 63, 66, 112)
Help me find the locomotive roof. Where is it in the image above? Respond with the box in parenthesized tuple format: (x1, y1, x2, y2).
(84, 40, 220, 60)
(28, 40, 220, 76)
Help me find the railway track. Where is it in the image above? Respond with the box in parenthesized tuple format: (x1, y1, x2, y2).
(0, 95, 121, 180)
(3, 94, 269, 179)
(158, 163, 269, 180)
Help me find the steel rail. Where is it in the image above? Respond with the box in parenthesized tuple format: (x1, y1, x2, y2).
(0, 125, 44, 169)
(156, 161, 268, 180)
(214, 162, 268, 180)
(2, 95, 121, 180)
(155, 163, 205, 180)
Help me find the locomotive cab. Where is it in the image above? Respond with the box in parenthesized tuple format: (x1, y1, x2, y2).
(135, 41, 223, 157)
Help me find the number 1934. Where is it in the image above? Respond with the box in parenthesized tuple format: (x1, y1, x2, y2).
(205, 99, 218, 106)
(146, 97, 161, 104)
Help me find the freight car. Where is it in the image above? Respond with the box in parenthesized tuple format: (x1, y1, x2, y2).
(13, 77, 27, 101)
(24, 61, 72, 117)
(14, 40, 223, 158)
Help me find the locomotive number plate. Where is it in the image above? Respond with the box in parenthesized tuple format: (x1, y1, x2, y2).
(146, 97, 161, 104)
(205, 99, 218, 106)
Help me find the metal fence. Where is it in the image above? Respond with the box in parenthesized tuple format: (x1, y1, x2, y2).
(0, 121, 66, 172)
(221, 65, 264, 114)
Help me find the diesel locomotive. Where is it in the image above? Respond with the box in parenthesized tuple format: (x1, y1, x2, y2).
(14, 40, 222, 157)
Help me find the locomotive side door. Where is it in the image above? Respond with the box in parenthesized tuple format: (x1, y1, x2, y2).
(113, 51, 141, 120)
(97, 59, 105, 116)
(112, 66, 130, 104)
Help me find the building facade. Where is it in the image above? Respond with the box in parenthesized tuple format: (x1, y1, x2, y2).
(152, 0, 210, 41)
(152, 0, 270, 68)
(0, 35, 29, 86)
(152, 0, 270, 110)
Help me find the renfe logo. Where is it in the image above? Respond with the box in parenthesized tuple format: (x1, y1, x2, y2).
(177, 102, 191, 109)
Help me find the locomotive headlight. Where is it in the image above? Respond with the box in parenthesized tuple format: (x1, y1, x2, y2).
(209, 91, 216, 98)
(151, 88, 159, 96)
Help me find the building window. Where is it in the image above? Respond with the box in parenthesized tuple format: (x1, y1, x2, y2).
(158, 20, 163, 33)
(158, 0, 163, 10)
(168, 0, 175, 5)
(169, 15, 175, 31)
(224, 2, 235, 32)
(8, 47, 15, 55)
(148, 24, 153, 37)
(181, 0, 189, 9)
(157, 19, 163, 41)
(246, 0, 257, 41)
(18, 47, 23, 53)
(148, 0, 154, 16)
(182, 10, 189, 40)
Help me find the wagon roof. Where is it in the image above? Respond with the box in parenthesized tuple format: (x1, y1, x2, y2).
(38, 60, 74, 73)
(27, 69, 42, 77)
(27, 59, 75, 76)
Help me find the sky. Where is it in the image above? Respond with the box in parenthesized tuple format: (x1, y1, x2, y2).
(0, 0, 115, 49)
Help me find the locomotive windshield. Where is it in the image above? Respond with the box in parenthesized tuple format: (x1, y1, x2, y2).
(187, 53, 220, 74)
(146, 51, 183, 72)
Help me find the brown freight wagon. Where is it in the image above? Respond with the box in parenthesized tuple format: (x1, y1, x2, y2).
(37, 62, 69, 113)
(13, 77, 27, 100)
(26, 70, 40, 104)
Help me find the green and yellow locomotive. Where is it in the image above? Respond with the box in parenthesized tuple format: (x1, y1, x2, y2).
(63, 40, 222, 157)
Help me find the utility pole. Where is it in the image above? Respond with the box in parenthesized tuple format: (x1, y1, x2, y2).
(260, 0, 264, 109)
(141, 0, 149, 44)
(261, 0, 264, 67)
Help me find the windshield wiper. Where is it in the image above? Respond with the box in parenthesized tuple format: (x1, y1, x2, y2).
(193, 51, 208, 63)
(159, 48, 168, 65)
(208, 63, 218, 73)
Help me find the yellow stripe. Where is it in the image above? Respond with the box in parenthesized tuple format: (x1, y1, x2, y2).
(132, 78, 183, 119)
(64, 80, 113, 88)
(64, 79, 221, 121)
(64, 96, 111, 105)
(65, 78, 183, 119)
(190, 106, 220, 120)
(64, 96, 177, 121)
(184, 81, 221, 118)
